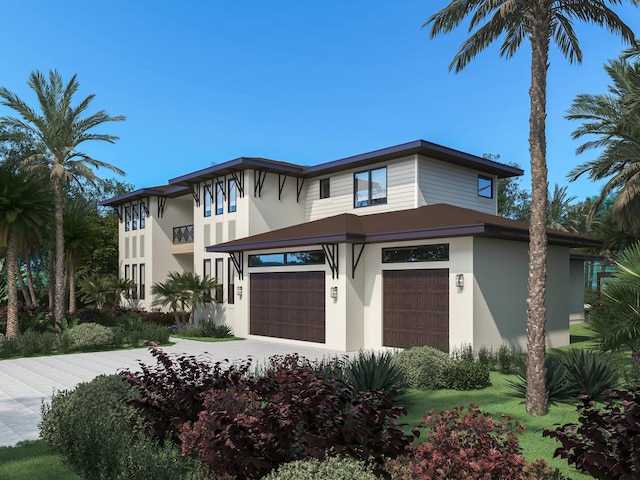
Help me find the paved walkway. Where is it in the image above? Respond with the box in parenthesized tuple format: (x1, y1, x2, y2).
(0, 338, 347, 447)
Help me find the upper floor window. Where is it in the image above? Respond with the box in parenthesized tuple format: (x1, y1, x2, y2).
(140, 202, 146, 229)
(204, 182, 212, 217)
(132, 203, 138, 230)
(320, 178, 330, 199)
(228, 179, 237, 213)
(124, 206, 131, 231)
(215, 182, 224, 215)
(354, 167, 387, 208)
(478, 176, 493, 198)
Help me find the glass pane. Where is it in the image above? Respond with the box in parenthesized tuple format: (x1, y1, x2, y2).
(204, 187, 212, 217)
(228, 180, 237, 213)
(248, 253, 285, 267)
(320, 179, 330, 199)
(354, 171, 369, 207)
(370, 168, 387, 205)
(216, 182, 224, 215)
(382, 244, 449, 263)
(478, 177, 492, 198)
(286, 251, 325, 265)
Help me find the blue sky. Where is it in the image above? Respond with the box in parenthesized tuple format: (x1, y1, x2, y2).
(1, 1, 639, 201)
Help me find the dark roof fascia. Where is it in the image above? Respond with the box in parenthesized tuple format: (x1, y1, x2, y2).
(302, 140, 524, 179)
(207, 232, 367, 253)
(169, 157, 305, 186)
(100, 185, 189, 207)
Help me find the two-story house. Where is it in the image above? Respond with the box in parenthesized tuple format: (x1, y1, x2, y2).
(103, 140, 597, 352)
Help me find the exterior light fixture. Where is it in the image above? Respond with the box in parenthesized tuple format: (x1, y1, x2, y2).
(237, 286, 243, 298)
(330, 286, 338, 299)
(455, 274, 464, 288)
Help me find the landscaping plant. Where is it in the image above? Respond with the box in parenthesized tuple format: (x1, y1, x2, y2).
(391, 346, 451, 389)
(544, 386, 640, 480)
(262, 455, 378, 480)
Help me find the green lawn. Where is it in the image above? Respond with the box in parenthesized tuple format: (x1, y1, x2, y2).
(0, 441, 80, 480)
(171, 335, 244, 342)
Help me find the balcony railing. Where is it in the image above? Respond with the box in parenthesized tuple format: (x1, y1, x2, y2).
(173, 224, 194, 244)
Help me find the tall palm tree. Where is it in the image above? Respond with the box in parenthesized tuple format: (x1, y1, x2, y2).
(425, 1, 638, 415)
(0, 70, 125, 324)
(567, 53, 640, 232)
(0, 165, 53, 338)
(547, 183, 577, 232)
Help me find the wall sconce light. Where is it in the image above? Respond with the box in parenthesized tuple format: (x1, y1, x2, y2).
(455, 274, 464, 288)
(330, 286, 338, 299)
(237, 286, 243, 298)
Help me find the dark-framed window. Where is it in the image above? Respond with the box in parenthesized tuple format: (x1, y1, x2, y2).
(139, 263, 145, 300)
(215, 182, 224, 215)
(204, 182, 212, 217)
(131, 264, 138, 299)
(228, 179, 237, 213)
(132, 203, 138, 230)
(248, 250, 325, 267)
(124, 206, 131, 231)
(478, 176, 493, 198)
(124, 264, 130, 280)
(320, 178, 330, 199)
(203, 259, 213, 303)
(215, 258, 224, 302)
(228, 257, 235, 304)
(140, 202, 146, 229)
(354, 167, 387, 208)
(382, 244, 449, 263)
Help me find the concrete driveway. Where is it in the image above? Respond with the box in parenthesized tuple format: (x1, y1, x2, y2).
(0, 337, 347, 447)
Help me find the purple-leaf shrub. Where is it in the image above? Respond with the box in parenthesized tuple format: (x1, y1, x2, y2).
(120, 347, 251, 441)
(543, 387, 640, 479)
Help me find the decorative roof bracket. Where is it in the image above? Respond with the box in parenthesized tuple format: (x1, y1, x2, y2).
(254, 169, 267, 197)
(229, 252, 244, 280)
(296, 178, 305, 203)
(322, 243, 339, 280)
(352, 243, 365, 279)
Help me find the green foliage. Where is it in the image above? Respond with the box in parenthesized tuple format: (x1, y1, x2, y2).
(336, 350, 406, 396)
(444, 346, 491, 391)
(199, 318, 234, 338)
(507, 356, 577, 405)
(391, 346, 451, 389)
(152, 271, 220, 325)
(39, 375, 198, 480)
(263, 456, 378, 480)
(68, 322, 114, 350)
(498, 344, 525, 374)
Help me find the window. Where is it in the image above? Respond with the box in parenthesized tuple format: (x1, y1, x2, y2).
(320, 178, 330, 199)
(478, 176, 493, 198)
(382, 244, 449, 263)
(228, 258, 235, 304)
(140, 202, 146, 229)
(131, 264, 138, 299)
(215, 182, 224, 215)
(228, 179, 237, 213)
(124, 264, 129, 280)
(132, 203, 138, 230)
(204, 182, 212, 217)
(215, 258, 224, 302)
(249, 250, 326, 267)
(139, 264, 145, 300)
(354, 167, 387, 208)
(124, 206, 131, 231)
(203, 259, 212, 303)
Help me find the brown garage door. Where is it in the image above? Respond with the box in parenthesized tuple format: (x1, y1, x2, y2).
(250, 271, 325, 343)
(383, 269, 449, 348)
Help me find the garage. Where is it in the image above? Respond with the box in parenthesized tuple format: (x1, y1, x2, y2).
(250, 271, 326, 343)
(383, 269, 449, 348)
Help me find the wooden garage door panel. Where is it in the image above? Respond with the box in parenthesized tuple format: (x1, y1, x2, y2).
(250, 271, 325, 343)
(383, 269, 449, 348)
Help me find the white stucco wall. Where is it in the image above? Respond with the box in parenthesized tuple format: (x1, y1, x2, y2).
(569, 259, 586, 322)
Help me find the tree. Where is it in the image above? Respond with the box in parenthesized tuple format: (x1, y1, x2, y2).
(494, 159, 531, 222)
(0, 165, 53, 337)
(547, 183, 577, 231)
(151, 272, 219, 326)
(567, 50, 640, 232)
(0, 70, 125, 324)
(425, 1, 638, 415)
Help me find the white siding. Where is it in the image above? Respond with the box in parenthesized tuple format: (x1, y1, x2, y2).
(306, 156, 418, 221)
(418, 156, 497, 215)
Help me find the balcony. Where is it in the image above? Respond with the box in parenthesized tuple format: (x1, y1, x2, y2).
(172, 224, 194, 254)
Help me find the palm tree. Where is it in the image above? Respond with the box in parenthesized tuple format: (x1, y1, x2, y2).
(567, 53, 640, 232)
(151, 272, 219, 326)
(425, 1, 638, 415)
(0, 70, 125, 324)
(547, 183, 577, 232)
(0, 165, 53, 338)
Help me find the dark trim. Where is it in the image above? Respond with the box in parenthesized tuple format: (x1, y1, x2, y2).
(188, 182, 200, 206)
(297, 177, 305, 202)
(229, 252, 244, 280)
(230, 169, 245, 198)
(322, 244, 339, 279)
(278, 174, 286, 200)
(352, 243, 365, 278)
(254, 169, 267, 197)
(157, 196, 167, 218)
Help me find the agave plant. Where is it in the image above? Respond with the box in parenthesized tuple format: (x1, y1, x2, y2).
(506, 356, 577, 405)
(559, 349, 619, 403)
(339, 350, 406, 397)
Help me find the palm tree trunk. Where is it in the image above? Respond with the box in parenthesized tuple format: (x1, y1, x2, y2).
(47, 250, 55, 313)
(53, 177, 66, 323)
(6, 233, 19, 339)
(68, 260, 76, 315)
(13, 256, 30, 306)
(26, 258, 38, 307)
(526, 17, 550, 416)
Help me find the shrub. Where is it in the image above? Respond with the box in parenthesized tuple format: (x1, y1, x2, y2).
(121, 347, 251, 441)
(498, 344, 524, 374)
(179, 354, 413, 480)
(559, 348, 619, 402)
(199, 319, 234, 338)
(391, 346, 451, 389)
(38, 331, 56, 354)
(544, 387, 640, 480)
(263, 456, 378, 480)
(445, 359, 490, 390)
(17, 329, 42, 356)
(0, 334, 19, 358)
(56, 329, 73, 353)
(142, 310, 176, 326)
(138, 321, 171, 344)
(68, 322, 114, 350)
(39, 374, 200, 480)
(337, 350, 406, 396)
(386, 404, 565, 480)
(477, 346, 496, 370)
(507, 356, 577, 405)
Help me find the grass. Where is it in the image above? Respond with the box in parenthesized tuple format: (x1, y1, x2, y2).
(0, 441, 80, 480)
(171, 334, 244, 342)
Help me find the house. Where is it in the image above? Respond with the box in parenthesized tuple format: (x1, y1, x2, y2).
(102, 139, 598, 352)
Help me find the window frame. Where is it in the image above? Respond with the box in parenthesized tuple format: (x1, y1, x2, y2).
(204, 182, 212, 217)
(319, 178, 330, 199)
(478, 175, 494, 199)
(139, 263, 145, 300)
(214, 258, 224, 302)
(228, 179, 237, 213)
(382, 244, 450, 263)
(139, 202, 146, 229)
(228, 257, 235, 304)
(215, 181, 224, 216)
(354, 166, 387, 208)
(124, 205, 131, 231)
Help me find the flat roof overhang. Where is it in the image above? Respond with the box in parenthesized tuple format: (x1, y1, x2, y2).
(100, 185, 189, 207)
